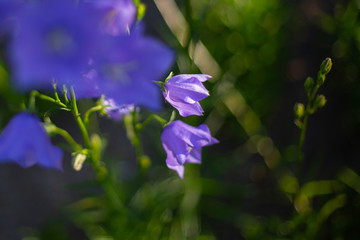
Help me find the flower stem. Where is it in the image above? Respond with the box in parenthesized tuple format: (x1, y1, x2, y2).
(124, 112, 150, 176)
(135, 114, 167, 131)
(83, 105, 105, 128)
(69, 86, 124, 212)
(51, 126, 82, 152)
(297, 84, 319, 164)
(296, 57, 332, 175)
(69, 87, 91, 149)
(31, 90, 68, 108)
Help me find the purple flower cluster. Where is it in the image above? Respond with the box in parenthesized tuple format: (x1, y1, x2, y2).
(3, 0, 174, 110)
(161, 74, 218, 178)
(0, 0, 218, 177)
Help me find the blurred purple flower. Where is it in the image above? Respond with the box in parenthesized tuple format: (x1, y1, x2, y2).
(102, 98, 138, 121)
(7, 0, 174, 109)
(83, 0, 136, 36)
(163, 74, 211, 117)
(8, 0, 103, 91)
(161, 120, 218, 178)
(0, 0, 23, 37)
(0, 113, 63, 170)
(93, 33, 174, 110)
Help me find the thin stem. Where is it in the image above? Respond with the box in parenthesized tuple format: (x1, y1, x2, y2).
(69, 87, 125, 212)
(32, 90, 68, 108)
(297, 77, 322, 173)
(63, 85, 70, 105)
(136, 114, 167, 131)
(69, 86, 91, 149)
(83, 105, 105, 128)
(124, 113, 150, 176)
(52, 126, 82, 151)
(52, 82, 61, 103)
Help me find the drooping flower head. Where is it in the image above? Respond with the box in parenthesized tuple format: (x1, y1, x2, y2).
(163, 74, 211, 117)
(0, 113, 63, 169)
(102, 97, 138, 121)
(161, 120, 218, 178)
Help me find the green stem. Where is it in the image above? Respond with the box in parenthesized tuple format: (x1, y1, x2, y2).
(52, 126, 82, 151)
(124, 113, 150, 176)
(52, 82, 61, 103)
(32, 90, 68, 108)
(69, 87, 124, 212)
(63, 85, 70, 105)
(69, 87, 91, 149)
(83, 105, 105, 128)
(135, 114, 167, 131)
(297, 80, 321, 172)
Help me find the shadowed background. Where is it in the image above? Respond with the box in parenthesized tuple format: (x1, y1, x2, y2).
(1, 0, 360, 239)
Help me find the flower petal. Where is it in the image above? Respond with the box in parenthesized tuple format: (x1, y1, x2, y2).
(163, 91, 204, 117)
(165, 75, 210, 102)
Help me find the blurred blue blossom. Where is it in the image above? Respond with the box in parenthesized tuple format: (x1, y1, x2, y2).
(0, 113, 63, 169)
(102, 98, 138, 121)
(161, 120, 218, 178)
(83, 0, 136, 36)
(163, 74, 211, 117)
(93, 33, 174, 110)
(7, 0, 174, 111)
(8, 0, 103, 91)
(0, 0, 23, 37)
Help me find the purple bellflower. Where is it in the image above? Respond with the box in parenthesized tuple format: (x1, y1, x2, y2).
(91, 32, 174, 110)
(8, 0, 103, 91)
(102, 98, 138, 121)
(161, 120, 218, 178)
(163, 74, 211, 117)
(83, 0, 136, 36)
(0, 113, 63, 170)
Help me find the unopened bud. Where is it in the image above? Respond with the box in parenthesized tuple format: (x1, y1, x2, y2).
(314, 94, 327, 109)
(304, 77, 314, 93)
(73, 153, 87, 171)
(294, 103, 305, 119)
(320, 58, 332, 75)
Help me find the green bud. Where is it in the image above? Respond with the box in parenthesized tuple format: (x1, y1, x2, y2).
(294, 103, 305, 119)
(320, 57, 332, 75)
(140, 155, 151, 171)
(304, 77, 314, 93)
(314, 94, 327, 109)
(317, 72, 325, 86)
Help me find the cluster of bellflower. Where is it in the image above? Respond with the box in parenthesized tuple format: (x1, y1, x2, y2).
(0, 0, 217, 178)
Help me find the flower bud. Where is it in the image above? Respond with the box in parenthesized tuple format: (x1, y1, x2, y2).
(294, 103, 305, 119)
(304, 77, 314, 93)
(72, 153, 87, 171)
(314, 94, 327, 109)
(320, 58, 332, 75)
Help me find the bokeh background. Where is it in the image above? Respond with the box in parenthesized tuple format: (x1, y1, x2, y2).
(1, 0, 360, 239)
